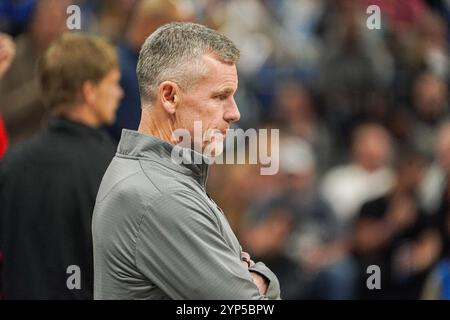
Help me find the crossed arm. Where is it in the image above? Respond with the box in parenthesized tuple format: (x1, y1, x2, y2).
(135, 189, 281, 299)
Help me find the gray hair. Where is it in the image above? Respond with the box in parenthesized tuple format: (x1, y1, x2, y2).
(137, 22, 240, 107)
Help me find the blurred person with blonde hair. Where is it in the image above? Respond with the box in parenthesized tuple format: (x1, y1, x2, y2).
(0, 33, 123, 299)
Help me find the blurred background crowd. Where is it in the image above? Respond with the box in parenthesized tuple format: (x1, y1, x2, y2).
(1, 0, 450, 299)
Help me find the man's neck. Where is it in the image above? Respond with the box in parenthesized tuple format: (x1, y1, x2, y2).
(56, 104, 100, 128)
(138, 108, 176, 145)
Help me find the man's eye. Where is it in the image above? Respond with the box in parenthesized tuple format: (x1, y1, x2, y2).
(217, 95, 228, 101)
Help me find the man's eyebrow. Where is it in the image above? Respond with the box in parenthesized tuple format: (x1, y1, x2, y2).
(211, 88, 236, 96)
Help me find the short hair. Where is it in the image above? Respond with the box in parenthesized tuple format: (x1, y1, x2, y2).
(39, 32, 118, 111)
(137, 22, 240, 107)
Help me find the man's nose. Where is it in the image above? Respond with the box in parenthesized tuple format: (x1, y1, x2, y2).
(224, 98, 241, 123)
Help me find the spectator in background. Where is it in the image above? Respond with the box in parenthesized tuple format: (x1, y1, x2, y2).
(95, 0, 139, 43)
(0, 33, 123, 299)
(108, 0, 184, 141)
(208, 162, 280, 235)
(242, 137, 354, 299)
(410, 72, 449, 160)
(352, 150, 441, 299)
(0, 0, 37, 35)
(362, 0, 427, 39)
(241, 199, 300, 299)
(384, 7, 447, 108)
(0, 33, 15, 79)
(0, 0, 69, 144)
(421, 122, 450, 300)
(428, 123, 450, 257)
(273, 80, 333, 173)
(420, 122, 450, 216)
(415, 11, 449, 81)
(321, 123, 394, 226)
(422, 247, 450, 299)
(317, 0, 394, 151)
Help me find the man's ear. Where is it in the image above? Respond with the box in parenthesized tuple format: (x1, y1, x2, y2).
(158, 81, 179, 115)
(81, 80, 96, 106)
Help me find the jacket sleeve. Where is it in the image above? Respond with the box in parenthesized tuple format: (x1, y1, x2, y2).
(134, 189, 281, 300)
(248, 262, 281, 300)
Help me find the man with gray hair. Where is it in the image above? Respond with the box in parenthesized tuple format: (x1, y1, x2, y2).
(92, 22, 281, 299)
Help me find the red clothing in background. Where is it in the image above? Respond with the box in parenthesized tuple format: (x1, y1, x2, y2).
(0, 114, 8, 159)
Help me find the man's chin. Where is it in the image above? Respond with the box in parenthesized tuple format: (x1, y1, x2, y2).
(104, 115, 117, 126)
(203, 138, 225, 158)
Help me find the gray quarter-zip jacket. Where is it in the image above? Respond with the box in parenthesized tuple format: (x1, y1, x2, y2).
(92, 129, 281, 299)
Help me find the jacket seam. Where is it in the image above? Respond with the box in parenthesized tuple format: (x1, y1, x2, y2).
(96, 170, 142, 203)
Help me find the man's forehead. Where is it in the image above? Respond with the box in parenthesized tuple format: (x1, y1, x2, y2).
(202, 54, 237, 74)
(200, 55, 238, 88)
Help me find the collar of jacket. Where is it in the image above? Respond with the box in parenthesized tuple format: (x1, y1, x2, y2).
(47, 116, 110, 142)
(117, 129, 209, 188)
